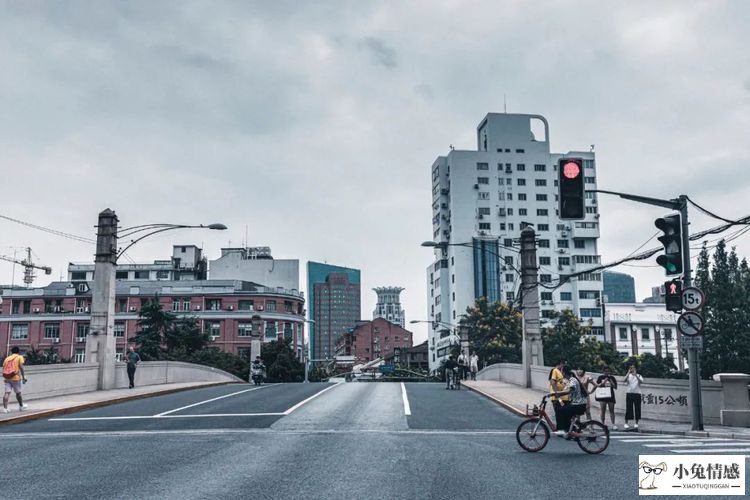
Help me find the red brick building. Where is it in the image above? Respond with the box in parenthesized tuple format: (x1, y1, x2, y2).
(335, 318, 413, 363)
(0, 280, 305, 362)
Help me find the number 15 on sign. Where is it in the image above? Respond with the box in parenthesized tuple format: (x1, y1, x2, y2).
(681, 287, 704, 311)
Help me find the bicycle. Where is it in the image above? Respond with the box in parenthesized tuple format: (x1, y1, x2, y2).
(446, 368, 461, 390)
(515, 395, 610, 454)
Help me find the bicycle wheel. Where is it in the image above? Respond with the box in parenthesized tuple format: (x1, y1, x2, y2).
(576, 420, 609, 454)
(516, 418, 549, 452)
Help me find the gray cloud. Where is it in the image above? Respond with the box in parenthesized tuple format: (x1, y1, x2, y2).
(360, 37, 398, 69)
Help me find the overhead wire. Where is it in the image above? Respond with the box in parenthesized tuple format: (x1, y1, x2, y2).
(0, 214, 95, 244)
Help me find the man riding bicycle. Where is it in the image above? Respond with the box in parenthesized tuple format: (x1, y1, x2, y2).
(444, 355, 458, 389)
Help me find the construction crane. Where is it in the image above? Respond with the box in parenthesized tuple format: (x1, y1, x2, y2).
(0, 247, 52, 286)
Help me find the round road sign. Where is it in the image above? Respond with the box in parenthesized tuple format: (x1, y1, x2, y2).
(677, 311, 704, 337)
(681, 287, 704, 311)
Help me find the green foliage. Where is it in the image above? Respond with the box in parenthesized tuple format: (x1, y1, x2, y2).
(176, 348, 249, 381)
(131, 296, 175, 360)
(307, 366, 329, 382)
(695, 241, 750, 378)
(542, 309, 624, 372)
(623, 353, 677, 378)
(463, 297, 522, 364)
(23, 346, 65, 365)
(261, 339, 305, 382)
(165, 317, 211, 356)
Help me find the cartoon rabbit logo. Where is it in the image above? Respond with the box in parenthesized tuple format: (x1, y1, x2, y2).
(639, 461, 667, 490)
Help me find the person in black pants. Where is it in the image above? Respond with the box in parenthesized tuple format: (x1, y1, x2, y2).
(126, 346, 141, 389)
(623, 365, 643, 430)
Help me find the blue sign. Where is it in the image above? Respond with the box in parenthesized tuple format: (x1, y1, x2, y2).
(379, 364, 395, 374)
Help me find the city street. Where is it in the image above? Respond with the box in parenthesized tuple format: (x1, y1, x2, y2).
(2, 382, 747, 499)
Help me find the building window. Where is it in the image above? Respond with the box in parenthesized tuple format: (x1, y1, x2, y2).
(115, 271, 128, 279)
(585, 176, 596, 184)
(265, 301, 276, 312)
(284, 301, 293, 313)
(517, 164, 526, 171)
(536, 194, 548, 201)
(478, 207, 491, 216)
(156, 270, 170, 280)
(574, 240, 586, 249)
(538, 224, 549, 231)
(504, 256, 514, 265)
(619, 327, 628, 340)
(534, 164, 546, 172)
(538, 240, 550, 248)
(71, 271, 86, 280)
(518, 193, 527, 201)
(505, 292, 514, 301)
(535, 179, 546, 187)
(183, 299, 191, 311)
(537, 209, 549, 216)
(540, 275, 552, 283)
(74, 349, 85, 364)
(239, 300, 254, 311)
(479, 223, 491, 230)
(540, 292, 553, 301)
(476, 162, 489, 170)
(115, 351, 124, 362)
(641, 328, 650, 340)
(114, 322, 125, 337)
(539, 257, 551, 266)
(504, 238, 513, 247)
(477, 177, 489, 184)
(265, 321, 277, 340)
(518, 209, 527, 216)
(134, 271, 149, 279)
(586, 206, 598, 214)
(43, 323, 60, 339)
(557, 239, 569, 248)
(478, 192, 490, 200)
(207, 299, 222, 311)
(208, 322, 221, 339)
(663, 328, 673, 340)
(558, 257, 570, 266)
(560, 292, 572, 301)
(76, 322, 90, 339)
(579, 290, 600, 299)
(541, 310, 555, 318)
(238, 323, 253, 337)
(284, 322, 293, 340)
(580, 308, 601, 318)
(517, 179, 526, 186)
(172, 299, 180, 311)
(505, 274, 515, 282)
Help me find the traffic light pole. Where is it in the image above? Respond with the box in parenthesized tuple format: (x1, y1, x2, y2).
(594, 190, 703, 431)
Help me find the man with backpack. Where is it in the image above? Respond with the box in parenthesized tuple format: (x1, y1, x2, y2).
(3, 347, 28, 413)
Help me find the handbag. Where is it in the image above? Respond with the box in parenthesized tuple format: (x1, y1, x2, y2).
(594, 386, 614, 401)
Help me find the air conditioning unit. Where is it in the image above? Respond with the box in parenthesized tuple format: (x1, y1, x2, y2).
(501, 266, 508, 271)
(84, 307, 90, 313)
(75, 307, 85, 313)
(558, 249, 566, 254)
(53, 338, 60, 344)
(33, 308, 40, 313)
(129, 307, 137, 312)
(478, 214, 484, 219)
(76, 337, 86, 342)
(227, 305, 234, 311)
(475, 184, 481, 189)
(591, 199, 597, 205)
(594, 214, 600, 219)
(194, 305, 202, 311)
(558, 265, 564, 270)
(257, 306, 264, 311)
(561, 231, 568, 237)
(564, 225, 571, 231)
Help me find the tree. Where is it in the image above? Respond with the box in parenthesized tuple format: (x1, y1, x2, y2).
(130, 296, 175, 360)
(623, 353, 676, 378)
(463, 297, 522, 364)
(165, 316, 211, 356)
(542, 309, 624, 372)
(261, 339, 304, 382)
(24, 346, 64, 365)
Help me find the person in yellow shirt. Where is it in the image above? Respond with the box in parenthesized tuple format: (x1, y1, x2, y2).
(547, 359, 569, 434)
(2, 347, 28, 413)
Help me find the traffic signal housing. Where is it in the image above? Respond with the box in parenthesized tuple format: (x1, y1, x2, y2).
(558, 158, 585, 220)
(664, 279, 682, 312)
(655, 213, 683, 276)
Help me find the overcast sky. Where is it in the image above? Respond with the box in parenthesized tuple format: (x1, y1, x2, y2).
(1, 1, 749, 343)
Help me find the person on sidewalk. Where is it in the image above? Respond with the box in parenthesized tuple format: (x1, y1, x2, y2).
(457, 352, 467, 381)
(469, 352, 479, 381)
(2, 347, 28, 413)
(576, 368, 596, 420)
(548, 359, 568, 429)
(125, 346, 141, 389)
(596, 365, 618, 430)
(551, 366, 587, 437)
(623, 365, 644, 430)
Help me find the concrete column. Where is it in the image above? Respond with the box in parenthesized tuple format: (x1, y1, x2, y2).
(714, 373, 750, 427)
(85, 209, 118, 390)
(250, 315, 263, 361)
(520, 227, 543, 388)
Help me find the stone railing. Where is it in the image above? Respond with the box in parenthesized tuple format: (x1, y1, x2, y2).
(21, 361, 242, 400)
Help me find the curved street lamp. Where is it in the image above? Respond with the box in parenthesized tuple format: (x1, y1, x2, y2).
(118, 223, 227, 260)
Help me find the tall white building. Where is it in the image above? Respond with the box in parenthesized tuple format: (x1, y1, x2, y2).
(426, 113, 603, 372)
(372, 286, 405, 327)
(209, 246, 300, 292)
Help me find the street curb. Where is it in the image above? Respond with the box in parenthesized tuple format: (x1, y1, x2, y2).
(0, 381, 237, 426)
(463, 383, 526, 417)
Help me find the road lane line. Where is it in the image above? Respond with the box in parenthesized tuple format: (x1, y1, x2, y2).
(644, 440, 738, 447)
(155, 384, 275, 416)
(0, 429, 519, 438)
(49, 413, 285, 421)
(401, 382, 411, 416)
(282, 383, 343, 415)
(671, 448, 750, 454)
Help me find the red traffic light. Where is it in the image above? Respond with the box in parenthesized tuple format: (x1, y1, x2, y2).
(562, 161, 581, 179)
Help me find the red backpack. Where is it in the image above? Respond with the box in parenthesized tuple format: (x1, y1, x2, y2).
(2, 356, 19, 380)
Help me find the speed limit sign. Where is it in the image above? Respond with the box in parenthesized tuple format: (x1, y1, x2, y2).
(681, 287, 704, 311)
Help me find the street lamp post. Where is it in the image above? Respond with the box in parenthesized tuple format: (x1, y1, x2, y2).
(302, 319, 315, 383)
(86, 209, 226, 390)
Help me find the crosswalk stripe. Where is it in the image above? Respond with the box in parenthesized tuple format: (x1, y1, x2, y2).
(644, 441, 745, 448)
(670, 448, 750, 454)
(614, 438, 693, 443)
(610, 435, 681, 439)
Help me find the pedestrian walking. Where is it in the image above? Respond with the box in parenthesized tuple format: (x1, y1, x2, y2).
(623, 365, 643, 430)
(126, 346, 141, 389)
(457, 352, 467, 381)
(2, 346, 28, 413)
(469, 352, 479, 381)
(595, 365, 618, 430)
(576, 368, 596, 420)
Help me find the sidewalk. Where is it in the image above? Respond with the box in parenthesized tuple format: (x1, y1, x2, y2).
(0, 381, 234, 425)
(463, 379, 750, 441)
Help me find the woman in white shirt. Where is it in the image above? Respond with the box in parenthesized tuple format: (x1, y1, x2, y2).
(623, 365, 644, 430)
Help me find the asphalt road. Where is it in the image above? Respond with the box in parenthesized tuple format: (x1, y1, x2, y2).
(1, 382, 746, 500)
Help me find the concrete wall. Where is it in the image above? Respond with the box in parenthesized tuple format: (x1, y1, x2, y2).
(477, 363, 724, 425)
(21, 361, 242, 400)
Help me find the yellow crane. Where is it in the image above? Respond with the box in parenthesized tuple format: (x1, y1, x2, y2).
(0, 247, 52, 286)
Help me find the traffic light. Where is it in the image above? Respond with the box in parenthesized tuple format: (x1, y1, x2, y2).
(655, 213, 683, 276)
(558, 158, 585, 220)
(664, 279, 682, 312)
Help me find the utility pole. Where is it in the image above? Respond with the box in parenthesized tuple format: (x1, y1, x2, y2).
(520, 226, 543, 388)
(86, 209, 118, 390)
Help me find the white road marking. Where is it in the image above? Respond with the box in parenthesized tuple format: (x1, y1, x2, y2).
(155, 384, 275, 416)
(401, 382, 411, 416)
(0, 429, 519, 438)
(644, 440, 739, 448)
(282, 382, 342, 415)
(49, 413, 285, 421)
(671, 448, 750, 454)
(614, 437, 690, 443)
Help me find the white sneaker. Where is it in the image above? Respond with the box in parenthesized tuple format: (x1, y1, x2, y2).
(623, 423, 630, 430)
(611, 425, 618, 431)
(2, 408, 9, 414)
(634, 423, 639, 430)
(19, 404, 28, 411)
(553, 430, 566, 437)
